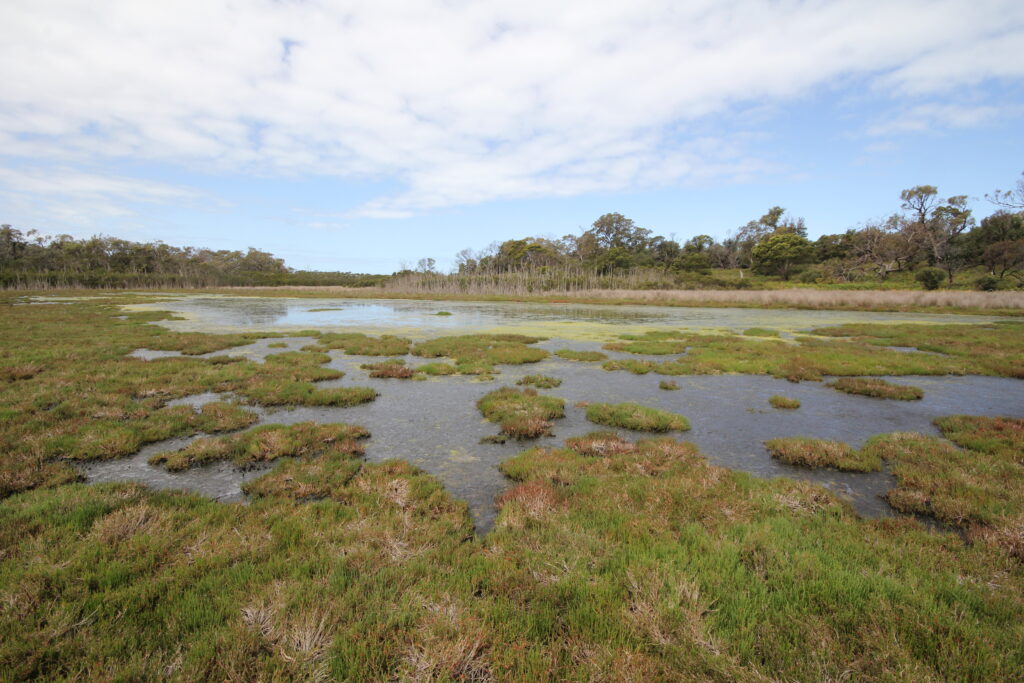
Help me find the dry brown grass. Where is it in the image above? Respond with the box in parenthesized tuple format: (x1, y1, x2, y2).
(214, 284, 1024, 311)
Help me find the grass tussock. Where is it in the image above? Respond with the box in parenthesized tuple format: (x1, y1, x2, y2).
(415, 362, 458, 376)
(563, 431, 639, 457)
(599, 324, 1022, 381)
(604, 339, 689, 355)
(360, 359, 416, 379)
(585, 402, 691, 432)
(828, 377, 924, 400)
(313, 332, 411, 356)
(477, 387, 565, 440)
(764, 437, 881, 472)
(935, 415, 1024, 463)
(41, 401, 258, 464)
(515, 374, 561, 389)
(768, 395, 800, 409)
(238, 381, 377, 407)
(142, 331, 273, 355)
(554, 349, 607, 362)
(149, 422, 370, 471)
(743, 327, 780, 337)
(812, 321, 1024, 378)
(863, 417, 1024, 558)
(602, 358, 657, 374)
(659, 380, 680, 391)
(412, 334, 548, 376)
(1, 364, 43, 382)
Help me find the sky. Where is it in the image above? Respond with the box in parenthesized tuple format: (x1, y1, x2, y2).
(1, 0, 1023, 274)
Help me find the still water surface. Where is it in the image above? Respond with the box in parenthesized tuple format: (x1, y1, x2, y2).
(86, 319, 1024, 532)
(126, 294, 1006, 339)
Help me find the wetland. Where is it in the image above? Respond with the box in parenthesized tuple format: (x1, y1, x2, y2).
(2, 292, 1023, 680)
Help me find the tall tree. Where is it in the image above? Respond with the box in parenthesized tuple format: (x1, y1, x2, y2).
(588, 213, 651, 252)
(751, 233, 813, 280)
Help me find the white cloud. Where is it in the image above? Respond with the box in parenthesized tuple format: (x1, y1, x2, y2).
(866, 104, 1006, 136)
(1, 0, 1022, 215)
(0, 167, 204, 229)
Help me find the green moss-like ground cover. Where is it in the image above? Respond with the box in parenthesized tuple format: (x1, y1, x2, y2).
(600, 323, 1024, 381)
(412, 334, 548, 377)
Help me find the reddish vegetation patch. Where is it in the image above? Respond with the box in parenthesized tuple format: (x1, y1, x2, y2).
(1, 365, 42, 382)
(502, 416, 556, 439)
(368, 364, 415, 379)
(496, 481, 559, 517)
(935, 415, 1024, 464)
(828, 377, 923, 400)
(965, 515, 1024, 561)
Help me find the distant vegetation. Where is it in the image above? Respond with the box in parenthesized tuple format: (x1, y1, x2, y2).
(0, 227, 386, 289)
(396, 175, 1024, 293)
(4, 173, 1023, 291)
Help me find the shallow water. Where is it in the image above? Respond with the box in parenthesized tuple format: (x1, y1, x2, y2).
(86, 334, 1024, 533)
(123, 294, 1007, 340)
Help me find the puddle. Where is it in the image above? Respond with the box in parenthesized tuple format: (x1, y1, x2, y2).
(85, 340, 1024, 533)
(131, 349, 187, 360)
(82, 434, 267, 503)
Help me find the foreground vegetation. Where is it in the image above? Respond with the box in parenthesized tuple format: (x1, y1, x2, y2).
(1, 294, 1024, 679)
(2, 428, 1023, 679)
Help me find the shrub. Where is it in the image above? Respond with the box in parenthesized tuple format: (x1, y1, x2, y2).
(769, 395, 800, 409)
(915, 267, 945, 290)
(975, 275, 1000, 292)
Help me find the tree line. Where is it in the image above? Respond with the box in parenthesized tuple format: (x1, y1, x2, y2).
(442, 174, 1024, 290)
(4, 173, 1023, 291)
(0, 228, 386, 289)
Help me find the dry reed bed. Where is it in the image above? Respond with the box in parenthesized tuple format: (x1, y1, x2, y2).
(222, 284, 1024, 311)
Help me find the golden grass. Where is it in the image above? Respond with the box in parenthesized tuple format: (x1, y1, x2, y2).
(205, 284, 1024, 312)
